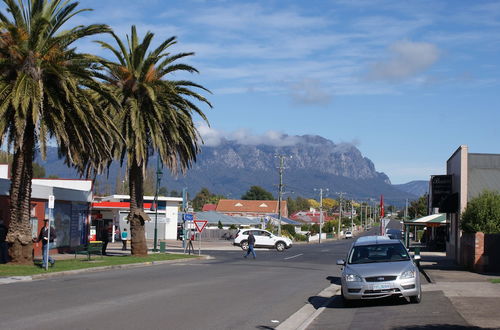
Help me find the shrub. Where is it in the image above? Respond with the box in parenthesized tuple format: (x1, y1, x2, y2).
(294, 233, 308, 241)
(461, 190, 500, 233)
(282, 224, 296, 236)
(229, 224, 237, 230)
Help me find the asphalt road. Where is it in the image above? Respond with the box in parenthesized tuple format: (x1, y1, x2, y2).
(0, 233, 356, 330)
(0, 223, 472, 330)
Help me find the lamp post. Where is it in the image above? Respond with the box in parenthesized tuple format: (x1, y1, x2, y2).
(153, 156, 163, 252)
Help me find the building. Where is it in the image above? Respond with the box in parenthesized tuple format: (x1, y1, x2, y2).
(0, 164, 93, 256)
(91, 194, 182, 240)
(445, 145, 500, 264)
(215, 199, 288, 218)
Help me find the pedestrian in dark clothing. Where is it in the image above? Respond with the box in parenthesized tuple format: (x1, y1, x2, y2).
(36, 219, 56, 267)
(0, 219, 8, 264)
(244, 231, 256, 259)
(121, 228, 128, 251)
(101, 225, 110, 255)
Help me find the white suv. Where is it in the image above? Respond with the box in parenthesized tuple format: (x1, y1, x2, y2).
(233, 229, 293, 252)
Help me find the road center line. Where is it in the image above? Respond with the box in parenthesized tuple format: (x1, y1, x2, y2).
(284, 253, 303, 260)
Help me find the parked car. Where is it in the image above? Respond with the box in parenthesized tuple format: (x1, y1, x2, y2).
(233, 229, 292, 252)
(345, 231, 353, 239)
(336, 235, 421, 306)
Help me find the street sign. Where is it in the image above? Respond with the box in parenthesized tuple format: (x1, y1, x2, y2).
(48, 195, 55, 209)
(194, 220, 208, 233)
(183, 213, 194, 221)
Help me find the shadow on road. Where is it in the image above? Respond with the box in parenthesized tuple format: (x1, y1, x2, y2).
(326, 276, 341, 285)
(392, 325, 494, 330)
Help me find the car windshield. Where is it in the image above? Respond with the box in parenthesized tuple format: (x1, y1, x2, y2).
(348, 243, 410, 264)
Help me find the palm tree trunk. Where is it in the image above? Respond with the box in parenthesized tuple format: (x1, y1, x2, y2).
(6, 123, 35, 264)
(128, 160, 149, 256)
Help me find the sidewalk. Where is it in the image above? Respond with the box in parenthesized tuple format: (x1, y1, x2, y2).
(420, 251, 500, 329)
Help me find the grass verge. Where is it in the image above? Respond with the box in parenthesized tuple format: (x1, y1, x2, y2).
(0, 253, 196, 277)
(489, 279, 500, 284)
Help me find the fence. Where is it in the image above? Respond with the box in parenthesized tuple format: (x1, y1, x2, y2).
(461, 232, 500, 273)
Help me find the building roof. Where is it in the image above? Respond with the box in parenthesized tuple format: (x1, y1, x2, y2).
(202, 203, 217, 212)
(267, 214, 302, 225)
(216, 199, 287, 215)
(180, 211, 260, 225)
(405, 213, 448, 225)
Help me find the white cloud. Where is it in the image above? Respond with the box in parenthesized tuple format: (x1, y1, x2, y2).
(367, 40, 440, 81)
(196, 124, 301, 147)
(289, 79, 333, 106)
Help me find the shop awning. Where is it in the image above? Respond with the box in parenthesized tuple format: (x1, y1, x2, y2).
(404, 213, 448, 226)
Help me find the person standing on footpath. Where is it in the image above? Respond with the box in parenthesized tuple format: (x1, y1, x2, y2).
(244, 231, 256, 259)
(0, 218, 8, 264)
(101, 224, 110, 255)
(121, 228, 128, 251)
(36, 219, 56, 267)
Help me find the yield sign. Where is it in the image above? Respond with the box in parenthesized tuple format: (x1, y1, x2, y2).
(194, 220, 208, 233)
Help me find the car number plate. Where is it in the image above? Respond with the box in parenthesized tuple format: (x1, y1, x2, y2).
(373, 283, 392, 290)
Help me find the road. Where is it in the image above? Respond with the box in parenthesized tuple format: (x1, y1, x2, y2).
(0, 223, 473, 330)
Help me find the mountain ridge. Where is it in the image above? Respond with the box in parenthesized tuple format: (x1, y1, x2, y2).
(35, 134, 419, 205)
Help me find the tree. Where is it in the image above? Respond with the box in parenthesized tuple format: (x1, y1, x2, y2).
(192, 187, 222, 211)
(217, 220, 223, 229)
(322, 198, 338, 210)
(461, 190, 500, 234)
(97, 26, 211, 255)
(32, 163, 46, 178)
(308, 199, 320, 209)
(241, 186, 274, 200)
(408, 195, 428, 219)
(158, 187, 168, 196)
(0, 0, 116, 264)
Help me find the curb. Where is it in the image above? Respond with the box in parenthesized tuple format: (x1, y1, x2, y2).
(0, 255, 211, 284)
(277, 284, 340, 330)
(419, 265, 434, 284)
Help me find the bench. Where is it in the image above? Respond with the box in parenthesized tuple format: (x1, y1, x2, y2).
(74, 241, 104, 260)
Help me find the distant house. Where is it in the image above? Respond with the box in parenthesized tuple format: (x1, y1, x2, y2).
(290, 210, 331, 223)
(202, 203, 217, 212)
(216, 199, 288, 218)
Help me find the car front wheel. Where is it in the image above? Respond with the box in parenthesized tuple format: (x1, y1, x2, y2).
(240, 241, 249, 251)
(276, 241, 286, 252)
(409, 287, 421, 304)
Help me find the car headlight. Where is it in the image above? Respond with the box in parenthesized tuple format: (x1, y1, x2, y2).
(345, 273, 363, 282)
(400, 269, 416, 279)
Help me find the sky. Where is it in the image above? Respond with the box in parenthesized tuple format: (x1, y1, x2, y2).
(3, 0, 500, 184)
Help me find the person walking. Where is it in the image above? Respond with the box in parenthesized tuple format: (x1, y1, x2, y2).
(186, 230, 195, 255)
(101, 224, 110, 256)
(121, 228, 128, 251)
(36, 219, 56, 268)
(244, 231, 256, 259)
(0, 219, 8, 264)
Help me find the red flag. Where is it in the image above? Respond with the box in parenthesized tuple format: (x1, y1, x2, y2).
(380, 194, 385, 218)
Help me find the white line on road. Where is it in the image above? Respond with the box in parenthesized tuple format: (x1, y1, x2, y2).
(284, 253, 303, 260)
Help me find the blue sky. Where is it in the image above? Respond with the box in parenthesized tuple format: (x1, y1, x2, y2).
(4, 0, 500, 184)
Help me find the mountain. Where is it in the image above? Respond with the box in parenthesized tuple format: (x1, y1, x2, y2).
(35, 135, 418, 205)
(393, 181, 429, 197)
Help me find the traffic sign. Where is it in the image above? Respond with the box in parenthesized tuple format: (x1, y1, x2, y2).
(194, 220, 208, 233)
(183, 213, 194, 221)
(48, 195, 55, 209)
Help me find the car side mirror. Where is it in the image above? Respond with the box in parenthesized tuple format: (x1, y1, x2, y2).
(336, 259, 345, 266)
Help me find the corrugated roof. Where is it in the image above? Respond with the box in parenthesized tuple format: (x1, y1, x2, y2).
(216, 199, 287, 215)
(179, 211, 260, 225)
(405, 213, 448, 224)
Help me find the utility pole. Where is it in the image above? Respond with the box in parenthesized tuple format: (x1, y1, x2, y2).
(350, 200, 354, 232)
(404, 198, 409, 221)
(337, 192, 344, 239)
(153, 155, 163, 252)
(315, 188, 328, 244)
(276, 155, 290, 236)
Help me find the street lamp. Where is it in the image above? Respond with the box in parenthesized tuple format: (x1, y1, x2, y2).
(153, 155, 163, 252)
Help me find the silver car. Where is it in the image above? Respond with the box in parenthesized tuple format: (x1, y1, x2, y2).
(337, 235, 421, 305)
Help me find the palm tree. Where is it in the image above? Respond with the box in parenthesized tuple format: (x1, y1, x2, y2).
(0, 0, 117, 264)
(97, 26, 211, 255)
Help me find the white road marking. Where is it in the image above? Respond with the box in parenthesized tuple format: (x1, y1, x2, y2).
(284, 253, 303, 260)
